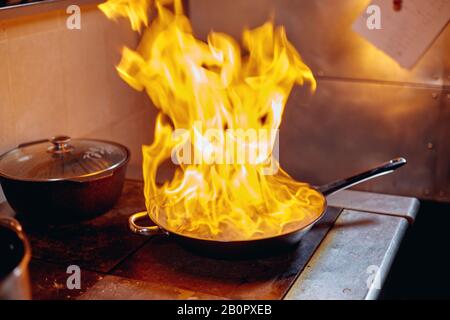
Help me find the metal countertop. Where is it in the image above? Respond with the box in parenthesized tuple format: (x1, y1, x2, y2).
(0, 181, 419, 300)
(284, 190, 418, 300)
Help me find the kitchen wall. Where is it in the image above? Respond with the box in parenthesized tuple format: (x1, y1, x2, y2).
(0, 3, 157, 201)
(0, 0, 449, 203)
(190, 0, 450, 202)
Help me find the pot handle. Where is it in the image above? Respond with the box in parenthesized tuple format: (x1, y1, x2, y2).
(129, 211, 166, 236)
(317, 157, 406, 197)
(0, 216, 24, 233)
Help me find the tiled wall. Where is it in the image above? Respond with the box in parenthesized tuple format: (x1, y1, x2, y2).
(0, 4, 157, 201)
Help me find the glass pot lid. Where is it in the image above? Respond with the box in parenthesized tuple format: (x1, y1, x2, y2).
(0, 136, 129, 182)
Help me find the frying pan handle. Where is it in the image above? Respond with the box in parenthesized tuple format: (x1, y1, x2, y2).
(317, 157, 407, 197)
(129, 211, 166, 236)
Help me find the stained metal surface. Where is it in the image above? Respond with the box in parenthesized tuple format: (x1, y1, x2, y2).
(6, 179, 416, 300)
(189, 0, 449, 202)
(0, 0, 103, 20)
(28, 259, 103, 300)
(284, 210, 410, 300)
(111, 207, 342, 299)
(17, 180, 342, 300)
(327, 190, 419, 223)
(190, 0, 449, 87)
(280, 80, 440, 200)
(78, 275, 225, 300)
(11, 181, 149, 273)
(434, 88, 450, 201)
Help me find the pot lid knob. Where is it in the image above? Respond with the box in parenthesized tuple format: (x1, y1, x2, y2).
(49, 135, 73, 154)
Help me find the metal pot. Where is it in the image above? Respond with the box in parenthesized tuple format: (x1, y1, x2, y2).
(129, 158, 406, 259)
(0, 136, 130, 224)
(0, 217, 31, 300)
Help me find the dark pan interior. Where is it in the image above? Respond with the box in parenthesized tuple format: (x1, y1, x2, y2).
(0, 226, 25, 280)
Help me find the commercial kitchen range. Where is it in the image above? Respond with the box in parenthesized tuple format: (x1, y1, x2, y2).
(0, 0, 449, 301)
(0, 177, 419, 300)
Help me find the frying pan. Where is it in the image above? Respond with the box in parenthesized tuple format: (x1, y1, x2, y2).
(129, 158, 406, 259)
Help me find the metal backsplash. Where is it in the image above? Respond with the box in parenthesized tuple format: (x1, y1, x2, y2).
(189, 0, 450, 202)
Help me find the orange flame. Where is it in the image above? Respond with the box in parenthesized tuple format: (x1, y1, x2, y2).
(100, 0, 325, 240)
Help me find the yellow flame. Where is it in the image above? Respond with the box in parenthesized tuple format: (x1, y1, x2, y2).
(100, 0, 325, 240)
